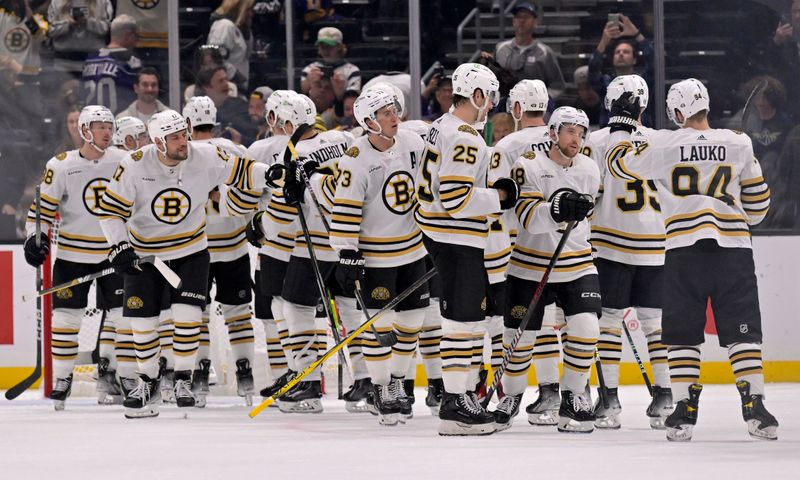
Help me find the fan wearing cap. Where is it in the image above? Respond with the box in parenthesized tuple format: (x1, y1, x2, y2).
(96, 108, 273, 419)
(605, 79, 777, 442)
(486, 3, 565, 100)
(503, 106, 600, 434)
(301, 27, 361, 102)
(23, 105, 129, 410)
(249, 86, 274, 140)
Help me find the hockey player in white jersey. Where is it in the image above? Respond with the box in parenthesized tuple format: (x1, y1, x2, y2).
(97, 109, 273, 418)
(329, 86, 429, 425)
(501, 107, 600, 433)
(182, 96, 257, 406)
(585, 75, 672, 429)
(23, 105, 128, 409)
(605, 79, 778, 441)
(113, 117, 150, 151)
(413, 63, 518, 436)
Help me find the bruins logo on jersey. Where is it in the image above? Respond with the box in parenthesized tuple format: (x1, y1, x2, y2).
(345, 146, 360, 158)
(56, 152, 68, 161)
(510, 305, 527, 320)
(150, 188, 191, 224)
(127, 296, 144, 309)
(522, 151, 536, 160)
(56, 288, 73, 300)
(5, 27, 30, 53)
(371, 287, 391, 301)
(580, 146, 593, 157)
(131, 150, 144, 161)
(458, 124, 478, 136)
(382, 171, 415, 215)
(83, 178, 109, 216)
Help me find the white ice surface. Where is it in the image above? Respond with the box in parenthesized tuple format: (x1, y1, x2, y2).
(1, 384, 798, 480)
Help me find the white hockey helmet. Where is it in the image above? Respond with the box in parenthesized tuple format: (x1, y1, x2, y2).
(148, 109, 188, 153)
(182, 96, 218, 129)
(369, 82, 405, 119)
(266, 90, 297, 129)
(353, 86, 398, 135)
(507, 79, 548, 121)
(605, 74, 650, 113)
(113, 116, 147, 150)
(297, 93, 318, 127)
(78, 105, 115, 150)
(451, 62, 500, 127)
(667, 78, 710, 127)
(275, 94, 315, 131)
(549, 106, 589, 141)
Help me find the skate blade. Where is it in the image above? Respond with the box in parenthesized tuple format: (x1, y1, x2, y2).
(345, 400, 372, 413)
(747, 420, 778, 441)
(97, 393, 124, 405)
(666, 425, 694, 442)
(557, 417, 594, 433)
(53, 400, 66, 411)
(278, 399, 323, 414)
(527, 411, 558, 426)
(594, 415, 621, 429)
(243, 394, 253, 407)
(493, 421, 513, 432)
(124, 406, 159, 419)
(438, 420, 495, 436)
(379, 413, 400, 426)
(649, 416, 667, 430)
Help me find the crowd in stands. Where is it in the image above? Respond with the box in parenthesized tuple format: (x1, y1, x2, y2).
(0, 0, 798, 239)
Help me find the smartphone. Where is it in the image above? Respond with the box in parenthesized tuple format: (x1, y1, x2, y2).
(24, 17, 39, 34)
(319, 65, 335, 78)
(434, 65, 445, 78)
(608, 13, 622, 29)
(72, 7, 85, 20)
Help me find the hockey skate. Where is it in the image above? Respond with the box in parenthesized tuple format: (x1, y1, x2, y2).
(342, 378, 373, 413)
(174, 371, 196, 408)
(120, 376, 138, 399)
(96, 358, 123, 405)
(646, 386, 674, 430)
(557, 390, 595, 433)
(665, 384, 702, 442)
(736, 380, 778, 441)
(260, 369, 296, 399)
(159, 358, 176, 404)
(390, 376, 413, 422)
(235, 359, 255, 407)
(526, 383, 560, 426)
(124, 375, 161, 419)
(425, 378, 444, 416)
(191, 359, 211, 408)
(593, 386, 622, 429)
(278, 381, 323, 413)
(404, 379, 416, 405)
(492, 393, 523, 432)
(50, 375, 73, 411)
(438, 392, 495, 436)
(372, 383, 402, 426)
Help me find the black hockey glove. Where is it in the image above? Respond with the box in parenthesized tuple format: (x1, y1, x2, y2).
(336, 249, 365, 294)
(608, 92, 641, 134)
(109, 242, 141, 275)
(492, 177, 519, 210)
(283, 159, 320, 205)
(549, 188, 594, 223)
(265, 163, 286, 189)
(246, 211, 266, 247)
(23, 232, 50, 267)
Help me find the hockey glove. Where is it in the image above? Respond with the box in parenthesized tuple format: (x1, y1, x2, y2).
(608, 92, 641, 133)
(109, 242, 141, 275)
(492, 177, 519, 210)
(265, 163, 286, 189)
(336, 249, 365, 294)
(246, 211, 267, 247)
(23, 232, 50, 267)
(550, 188, 594, 223)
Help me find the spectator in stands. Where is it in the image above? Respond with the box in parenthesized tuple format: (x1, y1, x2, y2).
(116, 67, 168, 122)
(296, 0, 336, 42)
(195, 64, 257, 145)
(766, 125, 800, 229)
(770, 0, 800, 118)
(81, 14, 142, 114)
(310, 75, 339, 130)
(423, 75, 453, 122)
(490, 112, 514, 145)
(588, 13, 653, 125)
(55, 104, 83, 154)
(301, 27, 361, 103)
(47, 0, 113, 74)
(184, 45, 240, 102)
(208, 0, 254, 91)
(249, 85, 273, 140)
(337, 90, 360, 131)
(741, 76, 793, 162)
(486, 3, 566, 100)
(0, 1, 47, 76)
(569, 65, 603, 127)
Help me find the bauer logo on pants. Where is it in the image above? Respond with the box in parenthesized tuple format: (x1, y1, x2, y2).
(127, 296, 144, 309)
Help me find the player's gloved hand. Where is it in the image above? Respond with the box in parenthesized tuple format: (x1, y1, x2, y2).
(295, 159, 320, 182)
(549, 188, 594, 223)
(336, 249, 365, 294)
(109, 242, 141, 275)
(608, 92, 641, 133)
(246, 211, 266, 247)
(492, 177, 519, 210)
(265, 163, 286, 189)
(23, 232, 50, 267)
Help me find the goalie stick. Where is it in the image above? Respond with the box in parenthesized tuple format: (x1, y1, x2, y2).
(249, 267, 438, 418)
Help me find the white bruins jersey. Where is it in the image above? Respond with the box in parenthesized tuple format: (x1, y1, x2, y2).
(247, 135, 293, 262)
(414, 113, 501, 250)
(605, 128, 770, 251)
(484, 125, 552, 283)
(197, 138, 255, 263)
(399, 120, 431, 141)
(587, 126, 665, 266)
(98, 142, 268, 261)
(330, 130, 426, 268)
(26, 149, 127, 263)
(509, 150, 600, 283)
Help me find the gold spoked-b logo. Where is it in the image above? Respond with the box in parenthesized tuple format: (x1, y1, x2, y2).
(371, 287, 391, 301)
(127, 296, 144, 309)
(151, 188, 191, 224)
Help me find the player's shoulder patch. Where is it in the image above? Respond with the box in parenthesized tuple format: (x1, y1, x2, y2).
(130, 150, 143, 161)
(458, 124, 478, 136)
(345, 146, 359, 158)
(55, 152, 67, 161)
(521, 151, 536, 160)
(216, 146, 230, 162)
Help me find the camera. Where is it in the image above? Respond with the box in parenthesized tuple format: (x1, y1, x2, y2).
(608, 13, 622, 30)
(319, 65, 335, 78)
(434, 65, 445, 78)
